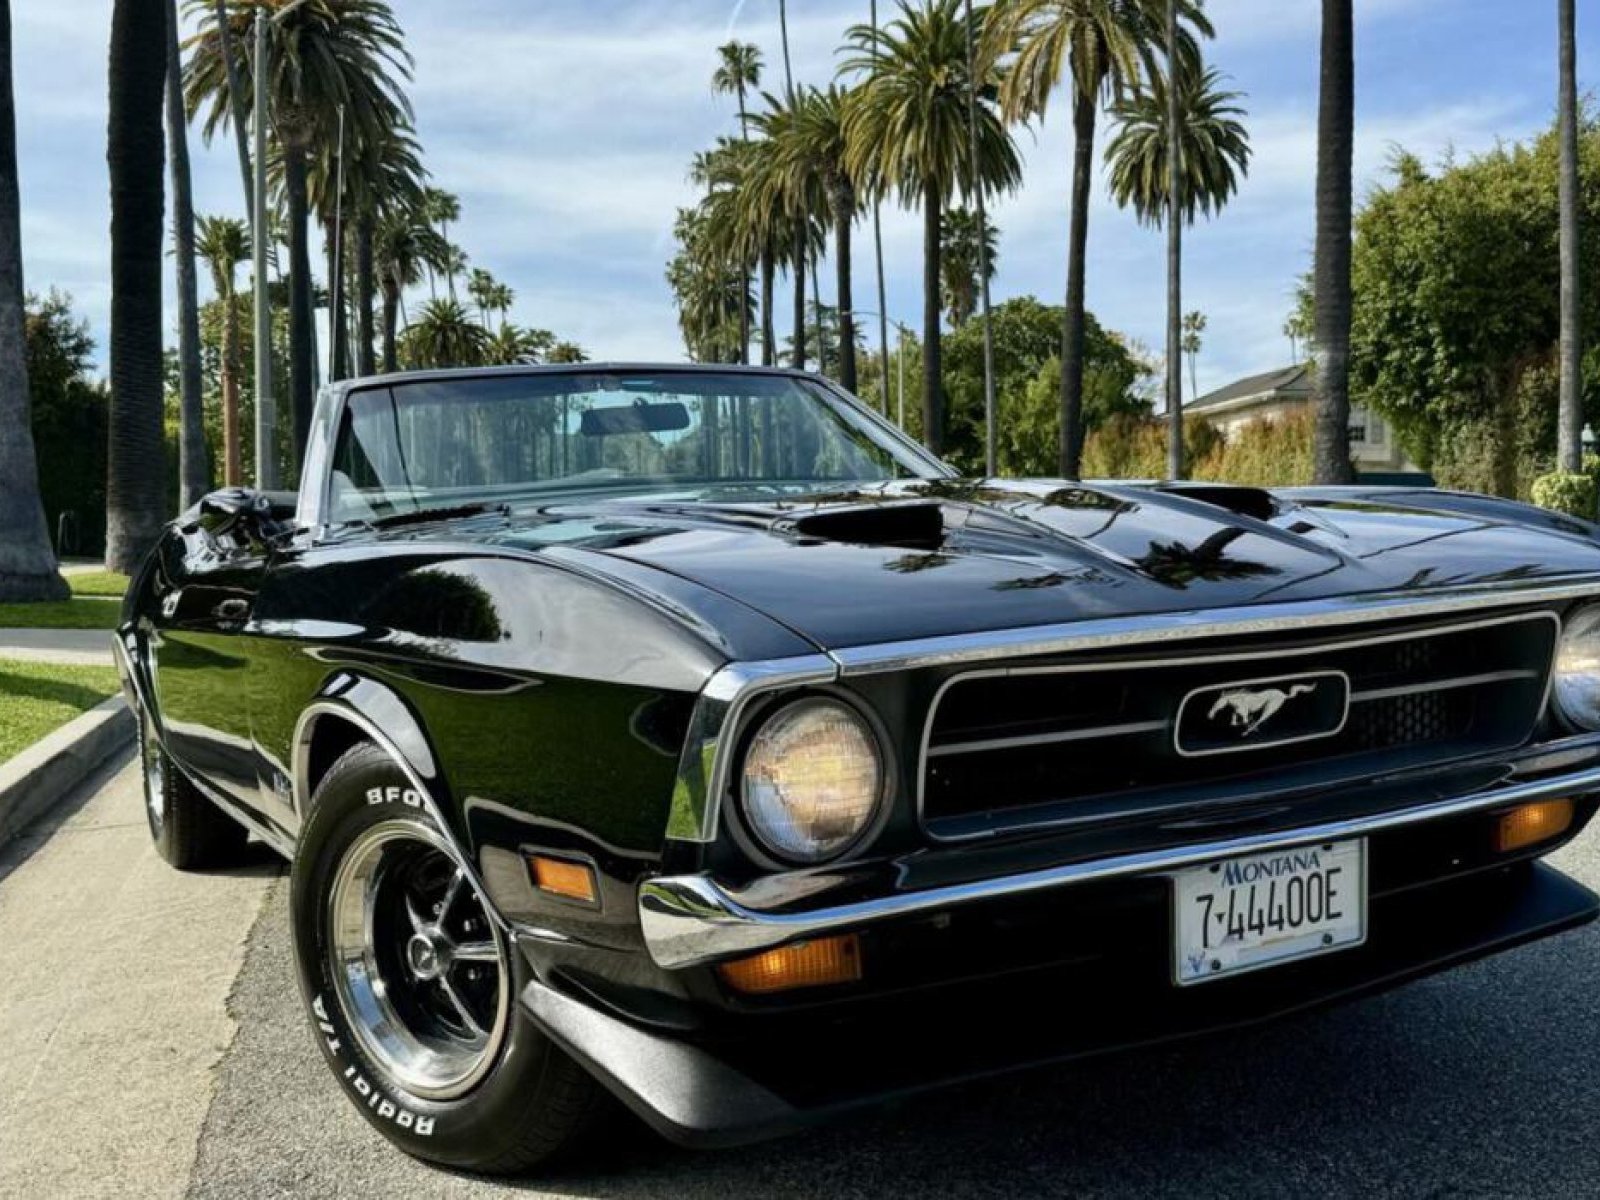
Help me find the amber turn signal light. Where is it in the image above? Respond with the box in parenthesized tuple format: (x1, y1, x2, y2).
(528, 855, 598, 905)
(1496, 799, 1574, 853)
(717, 934, 863, 995)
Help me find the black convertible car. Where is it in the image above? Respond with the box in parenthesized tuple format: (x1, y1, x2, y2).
(119, 364, 1600, 1172)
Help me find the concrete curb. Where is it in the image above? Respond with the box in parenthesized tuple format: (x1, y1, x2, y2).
(0, 696, 134, 845)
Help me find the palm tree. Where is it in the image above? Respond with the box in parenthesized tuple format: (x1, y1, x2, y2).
(400, 298, 488, 369)
(107, 0, 170, 574)
(548, 341, 588, 364)
(467, 268, 497, 328)
(0, 0, 66, 601)
(1556, 0, 1582, 472)
(748, 96, 826, 372)
(712, 42, 763, 362)
(423, 187, 462, 299)
(782, 85, 862, 391)
(1181, 309, 1205, 402)
(1311, 0, 1354, 484)
(486, 324, 552, 365)
(374, 207, 424, 372)
(1104, 58, 1248, 475)
(196, 216, 250, 486)
(349, 125, 425, 375)
(842, 0, 1022, 455)
(166, 0, 209, 509)
(1104, 66, 1249, 222)
(713, 41, 763, 138)
(940, 206, 998, 327)
(986, 0, 1209, 478)
(185, 0, 413, 470)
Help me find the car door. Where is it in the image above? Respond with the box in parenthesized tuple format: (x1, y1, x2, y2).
(148, 522, 282, 836)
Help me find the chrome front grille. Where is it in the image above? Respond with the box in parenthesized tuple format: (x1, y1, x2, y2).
(919, 611, 1559, 840)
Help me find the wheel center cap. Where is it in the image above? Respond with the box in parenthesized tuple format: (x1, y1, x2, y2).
(406, 933, 446, 980)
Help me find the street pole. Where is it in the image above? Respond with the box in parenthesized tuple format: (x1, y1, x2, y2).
(962, 0, 998, 477)
(897, 325, 906, 431)
(252, 8, 276, 490)
(329, 103, 346, 381)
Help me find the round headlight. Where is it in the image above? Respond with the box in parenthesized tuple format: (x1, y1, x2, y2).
(739, 698, 885, 864)
(1555, 605, 1600, 730)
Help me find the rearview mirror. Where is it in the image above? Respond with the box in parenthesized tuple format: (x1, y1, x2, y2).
(579, 401, 692, 437)
(194, 488, 277, 543)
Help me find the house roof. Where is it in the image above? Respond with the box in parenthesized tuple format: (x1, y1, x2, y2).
(1188, 364, 1313, 413)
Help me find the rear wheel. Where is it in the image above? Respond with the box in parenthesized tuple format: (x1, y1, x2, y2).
(139, 706, 249, 870)
(290, 742, 605, 1173)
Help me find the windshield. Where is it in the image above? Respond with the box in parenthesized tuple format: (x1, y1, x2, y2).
(327, 371, 940, 524)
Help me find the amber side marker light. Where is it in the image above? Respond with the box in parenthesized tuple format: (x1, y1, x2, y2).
(528, 855, 598, 905)
(717, 934, 863, 995)
(1497, 799, 1575, 853)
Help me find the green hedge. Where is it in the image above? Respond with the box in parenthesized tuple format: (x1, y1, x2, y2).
(1082, 409, 1318, 486)
(1531, 471, 1598, 520)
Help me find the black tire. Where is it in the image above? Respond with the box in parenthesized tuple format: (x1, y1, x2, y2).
(289, 741, 605, 1174)
(138, 705, 250, 870)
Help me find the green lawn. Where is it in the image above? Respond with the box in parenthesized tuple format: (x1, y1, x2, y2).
(0, 571, 128, 630)
(69, 571, 130, 598)
(0, 598, 122, 630)
(0, 657, 122, 764)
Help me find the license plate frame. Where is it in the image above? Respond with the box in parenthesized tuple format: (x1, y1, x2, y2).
(1171, 838, 1367, 986)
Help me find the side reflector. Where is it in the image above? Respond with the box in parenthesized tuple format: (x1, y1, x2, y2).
(717, 934, 863, 995)
(1497, 799, 1574, 853)
(528, 855, 598, 905)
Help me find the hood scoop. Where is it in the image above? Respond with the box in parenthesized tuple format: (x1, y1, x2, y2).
(1156, 483, 1280, 522)
(778, 501, 946, 550)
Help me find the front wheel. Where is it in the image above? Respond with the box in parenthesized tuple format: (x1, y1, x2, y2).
(290, 742, 605, 1173)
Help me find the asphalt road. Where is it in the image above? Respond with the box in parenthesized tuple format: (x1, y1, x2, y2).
(9, 760, 1600, 1197)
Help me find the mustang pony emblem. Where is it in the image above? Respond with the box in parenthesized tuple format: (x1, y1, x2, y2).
(1207, 683, 1318, 737)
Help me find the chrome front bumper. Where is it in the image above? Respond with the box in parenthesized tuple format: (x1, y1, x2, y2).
(638, 761, 1600, 970)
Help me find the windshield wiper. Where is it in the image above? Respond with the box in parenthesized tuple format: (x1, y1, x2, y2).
(367, 501, 510, 529)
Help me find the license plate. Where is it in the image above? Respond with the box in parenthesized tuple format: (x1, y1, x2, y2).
(1172, 839, 1366, 986)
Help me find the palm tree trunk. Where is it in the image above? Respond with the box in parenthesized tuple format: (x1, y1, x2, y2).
(221, 292, 241, 486)
(760, 245, 776, 366)
(791, 228, 807, 369)
(1556, 0, 1582, 472)
(1059, 87, 1096, 480)
(922, 178, 944, 456)
(381, 280, 400, 374)
(211, 0, 252, 211)
(356, 211, 376, 377)
(1164, 0, 1183, 481)
(0, 0, 65, 600)
(166, 0, 208, 509)
(833, 186, 857, 393)
(106, 0, 169, 574)
(285, 143, 314, 472)
(1312, 0, 1356, 485)
(810, 249, 827, 377)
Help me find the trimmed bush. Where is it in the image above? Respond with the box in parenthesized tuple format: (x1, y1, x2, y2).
(1531, 471, 1598, 520)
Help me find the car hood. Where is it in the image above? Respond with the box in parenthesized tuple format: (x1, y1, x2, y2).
(372, 481, 1600, 653)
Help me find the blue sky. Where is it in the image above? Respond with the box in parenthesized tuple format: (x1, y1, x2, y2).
(12, 1, 1596, 398)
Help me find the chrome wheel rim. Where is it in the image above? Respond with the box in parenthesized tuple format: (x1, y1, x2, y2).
(140, 716, 166, 838)
(327, 820, 509, 1100)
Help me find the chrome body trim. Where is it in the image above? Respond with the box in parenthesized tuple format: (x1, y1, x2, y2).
(291, 699, 512, 932)
(638, 760, 1600, 970)
(832, 578, 1597, 676)
(916, 610, 1561, 842)
(665, 655, 838, 842)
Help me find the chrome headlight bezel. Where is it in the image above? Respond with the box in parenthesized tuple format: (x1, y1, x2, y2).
(734, 695, 890, 867)
(1553, 603, 1600, 732)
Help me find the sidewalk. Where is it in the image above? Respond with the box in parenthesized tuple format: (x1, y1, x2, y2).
(0, 628, 114, 667)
